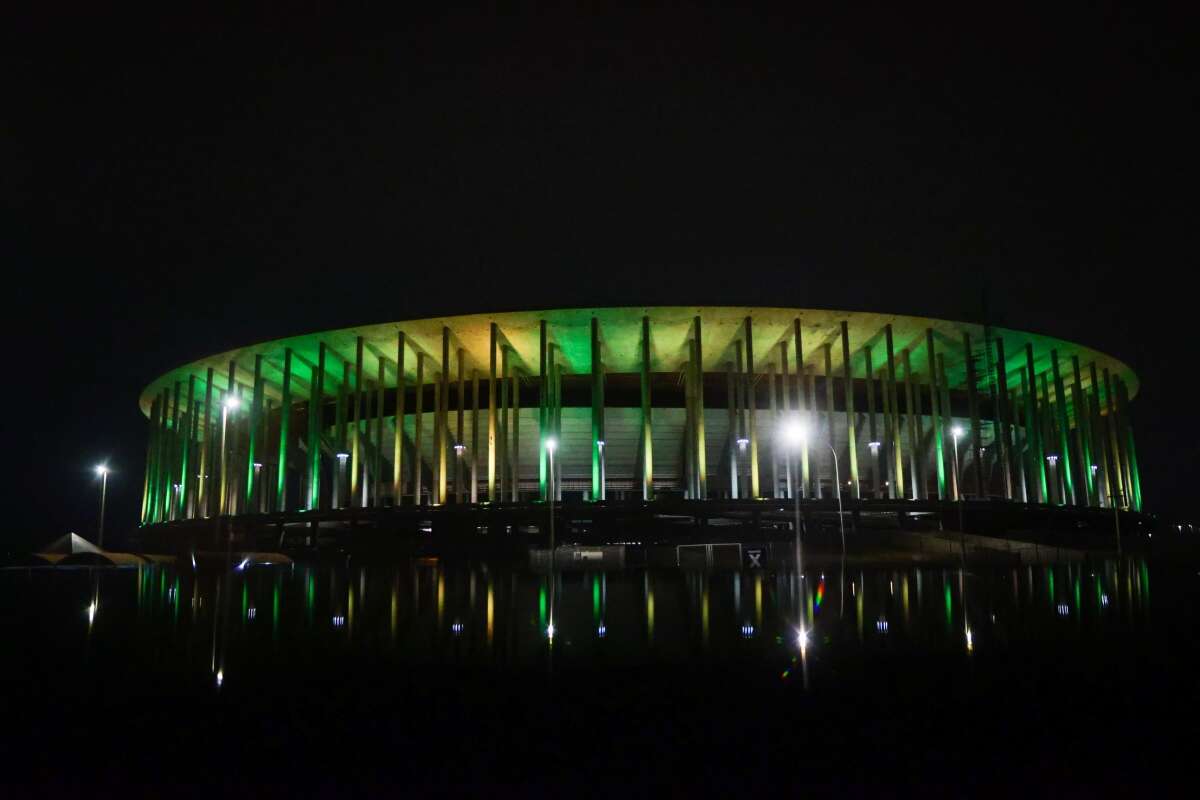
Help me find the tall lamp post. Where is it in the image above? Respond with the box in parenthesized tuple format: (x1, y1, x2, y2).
(95, 465, 109, 548)
(218, 395, 240, 516)
(951, 425, 966, 539)
(786, 417, 845, 559)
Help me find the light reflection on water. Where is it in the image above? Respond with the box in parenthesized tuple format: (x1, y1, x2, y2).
(2, 556, 1155, 688)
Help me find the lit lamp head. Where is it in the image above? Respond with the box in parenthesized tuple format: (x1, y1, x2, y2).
(951, 425, 964, 441)
(1046, 454, 1059, 466)
(781, 416, 808, 448)
(454, 443, 466, 455)
(94, 464, 109, 476)
(868, 441, 881, 455)
(253, 462, 263, 470)
(736, 436, 749, 451)
(545, 437, 558, 454)
(224, 395, 241, 411)
(336, 452, 350, 462)
(597, 440, 605, 449)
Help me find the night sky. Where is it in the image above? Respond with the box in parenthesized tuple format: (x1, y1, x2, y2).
(6, 4, 1196, 553)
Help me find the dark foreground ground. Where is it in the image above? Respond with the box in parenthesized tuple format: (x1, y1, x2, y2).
(3, 558, 1197, 797)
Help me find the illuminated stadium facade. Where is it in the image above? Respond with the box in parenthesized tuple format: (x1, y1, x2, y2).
(137, 307, 1143, 538)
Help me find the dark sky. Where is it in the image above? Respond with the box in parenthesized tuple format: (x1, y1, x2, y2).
(5, 4, 1196, 552)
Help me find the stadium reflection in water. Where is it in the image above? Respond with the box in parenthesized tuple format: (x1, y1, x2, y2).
(30, 556, 1153, 684)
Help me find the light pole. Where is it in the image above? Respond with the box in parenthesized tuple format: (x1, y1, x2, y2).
(951, 425, 965, 541)
(597, 440, 606, 502)
(781, 418, 808, 636)
(334, 452, 349, 509)
(454, 443, 466, 504)
(95, 465, 109, 548)
(786, 417, 846, 559)
(1046, 454, 1059, 506)
(546, 437, 558, 642)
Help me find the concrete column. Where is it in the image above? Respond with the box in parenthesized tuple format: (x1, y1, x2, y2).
(1072, 356, 1095, 507)
(393, 333, 406, 506)
(197, 369, 213, 518)
(767, 363, 778, 499)
(726, 360, 740, 499)
(840, 321, 859, 500)
(912, 356, 925, 499)
(1010, 388, 1028, 503)
(1050, 350, 1076, 505)
(187, 380, 202, 517)
(926, 331, 946, 500)
(640, 315, 654, 501)
(309, 343, 325, 510)
(684, 354, 695, 498)
(793, 320, 810, 498)
(779, 340, 793, 499)
(360, 374, 373, 506)
(349, 337, 364, 506)
(499, 343, 509, 503)
(414, 352, 424, 505)
(879, 365, 892, 499)
(805, 366, 818, 499)
(167, 382, 181, 521)
(1089, 362, 1112, 507)
(375, 358, 386, 506)
(744, 317, 759, 499)
(591, 317, 603, 502)
(902, 350, 918, 499)
(457, 348, 465, 504)
(432, 377, 442, 505)
(1040, 372, 1059, 504)
(276, 348, 292, 512)
(865, 346, 881, 498)
(733, 342, 744, 498)
(179, 375, 196, 519)
(244, 357, 263, 512)
(1116, 378, 1142, 511)
(994, 339, 1012, 500)
(488, 323, 497, 502)
(471, 368, 480, 504)
(511, 359, 520, 503)
(694, 316, 707, 499)
(438, 327, 450, 505)
(554, 360, 563, 501)
(539, 320, 548, 501)
(1024, 345, 1048, 503)
(823, 343, 835, 500)
(884, 325, 902, 500)
(939, 355, 956, 502)
(1103, 368, 1127, 508)
(142, 396, 160, 523)
(218, 363, 236, 517)
(963, 333, 983, 498)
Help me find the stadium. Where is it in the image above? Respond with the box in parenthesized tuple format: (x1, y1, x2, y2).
(135, 306, 1145, 552)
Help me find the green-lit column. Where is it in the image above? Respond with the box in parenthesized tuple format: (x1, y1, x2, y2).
(361, 376, 373, 505)
(276, 348, 292, 512)
(1072, 356, 1095, 506)
(926, 331, 946, 500)
(179, 375, 196, 519)
(167, 382, 181, 520)
(884, 325, 902, 500)
(823, 343, 836, 499)
(142, 396, 159, 523)
(1040, 372, 1059, 504)
(938, 355, 956, 502)
(1069, 377, 1090, 507)
(197, 368, 214, 517)
(1024, 345, 1048, 503)
(432, 378, 442, 505)
(1102, 368, 1128, 508)
(1116, 378, 1142, 511)
(511, 358, 520, 503)
(334, 361, 348, 509)
(694, 316, 707, 499)
(539, 320, 548, 501)
(375, 358, 386, 506)
(912, 356, 925, 498)
(471, 367, 480, 504)
(1010, 387, 1028, 502)
(245, 356, 263, 511)
(309, 343, 326, 510)
(767, 363, 778, 499)
(994, 339, 1012, 500)
(350, 337, 364, 506)
(186, 386, 201, 517)
(554, 359, 563, 501)
(1051, 351, 1076, 505)
(394, 334, 406, 506)
(414, 352, 425, 505)
(488, 323, 498, 502)
(640, 315, 654, 502)
(591, 317, 604, 502)
(217, 363, 235, 517)
(1088, 362, 1112, 507)
(963, 333, 983, 498)
(840, 321, 860, 500)
(456, 347, 465, 504)
(902, 350, 918, 499)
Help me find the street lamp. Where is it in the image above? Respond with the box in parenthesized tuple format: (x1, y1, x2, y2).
(219, 395, 240, 516)
(94, 465, 109, 548)
(1046, 454, 1059, 505)
(597, 440, 606, 502)
(784, 417, 845, 559)
(334, 452, 349, 509)
(951, 425, 965, 538)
